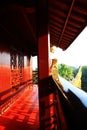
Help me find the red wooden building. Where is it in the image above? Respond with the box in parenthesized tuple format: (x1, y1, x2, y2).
(0, 0, 87, 130)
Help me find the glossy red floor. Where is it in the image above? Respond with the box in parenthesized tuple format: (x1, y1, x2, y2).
(0, 85, 39, 130)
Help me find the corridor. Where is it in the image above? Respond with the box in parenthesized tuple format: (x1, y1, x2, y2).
(0, 85, 39, 130)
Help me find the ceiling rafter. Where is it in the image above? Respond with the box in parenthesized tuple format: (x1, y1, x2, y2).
(68, 20, 81, 28)
(64, 31, 75, 37)
(49, 0, 68, 11)
(66, 26, 78, 32)
(57, 0, 75, 46)
(0, 23, 20, 44)
(49, 6, 67, 18)
(73, 6, 87, 16)
(63, 34, 74, 39)
(50, 25, 62, 32)
(70, 14, 85, 23)
(20, 8, 36, 41)
(50, 21, 63, 29)
(50, 30, 61, 36)
(50, 20, 63, 28)
(49, 14, 64, 24)
(1, 0, 87, 55)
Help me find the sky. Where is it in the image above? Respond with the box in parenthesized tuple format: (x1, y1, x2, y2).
(32, 26, 87, 70)
(32, 56, 38, 70)
(57, 26, 87, 67)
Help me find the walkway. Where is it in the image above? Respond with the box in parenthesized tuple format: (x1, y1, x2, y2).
(0, 85, 39, 130)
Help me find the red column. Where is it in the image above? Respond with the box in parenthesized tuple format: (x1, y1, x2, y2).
(38, 33, 50, 80)
(37, 1, 56, 130)
(38, 0, 50, 80)
(29, 56, 33, 80)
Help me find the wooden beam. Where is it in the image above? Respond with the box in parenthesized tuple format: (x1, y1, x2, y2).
(58, 0, 75, 46)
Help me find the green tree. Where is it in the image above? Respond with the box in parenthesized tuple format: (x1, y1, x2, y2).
(81, 66, 87, 92)
(71, 67, 78, 78)
(33, 68, 38, 84)
(58, 64, 74, 81)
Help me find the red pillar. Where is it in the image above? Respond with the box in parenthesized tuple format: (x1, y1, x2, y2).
(38, 33, 50, 80)
(38, 0, 50, 80)
(37, 1, 57, 130)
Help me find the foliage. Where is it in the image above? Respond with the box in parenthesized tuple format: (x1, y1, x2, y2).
(33, 68, 38, 84)
(58, 64, 87, 92)
(58, 64, 74, 81)
(71, 67, 78, 77)
(81, 66, 87, 92)
(32, 65, 87, 92)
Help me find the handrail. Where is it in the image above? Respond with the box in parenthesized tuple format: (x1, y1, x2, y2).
(39, 76, 70, 130)
(48, 76, 87, 130)
(51, 77, 75, 130)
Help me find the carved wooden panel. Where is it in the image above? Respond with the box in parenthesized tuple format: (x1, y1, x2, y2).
(10, 48, 24, 88)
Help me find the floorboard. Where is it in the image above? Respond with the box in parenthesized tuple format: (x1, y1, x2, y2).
(0, 85, 39, 130)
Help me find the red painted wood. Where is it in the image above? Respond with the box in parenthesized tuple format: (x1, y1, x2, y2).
(0, 65, 2, 90)
(23, 67, 30, 81)
(23, 56, 32, 82)
(38, 0, 50, 80)
(0, 50, 10, 92)
(38, 34, 50, 80)
(0, 85, 39, 130)
(1, 65, 10, 92)
(0, 48, 32, 93)
(0, 81, 32, 114)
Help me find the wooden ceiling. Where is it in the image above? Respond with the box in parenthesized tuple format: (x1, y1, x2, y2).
(49, 0, 87, 50)
(0, 1, 37, 55)
(0, 0, 87, 55)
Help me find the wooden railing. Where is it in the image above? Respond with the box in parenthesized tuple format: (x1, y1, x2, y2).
(39, 76, 87, 130)
(64, 89, 87, 130)
(0, 80, 33, 115)
(54, 79, 74, 130)
(39, 76, 71, 130)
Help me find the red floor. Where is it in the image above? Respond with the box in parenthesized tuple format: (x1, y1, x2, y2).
(0, 85, 39, 130)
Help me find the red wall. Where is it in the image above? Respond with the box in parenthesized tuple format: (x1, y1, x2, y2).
(23, 56, 32, 82)
(0, 46, 33, 114)
(0, 48, 10, 92)
(0, 47, 32, 93)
